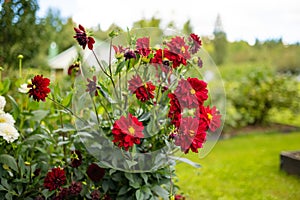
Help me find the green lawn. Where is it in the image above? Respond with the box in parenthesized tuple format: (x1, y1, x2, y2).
(176, 131, 300, 200)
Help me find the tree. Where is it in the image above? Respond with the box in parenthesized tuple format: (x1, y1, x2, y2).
(0, 0, 40, 69)
(212, 14, 228, 65)
(38, 9, 75, 58)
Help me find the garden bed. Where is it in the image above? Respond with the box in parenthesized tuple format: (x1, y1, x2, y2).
(280, 151, 300, 176)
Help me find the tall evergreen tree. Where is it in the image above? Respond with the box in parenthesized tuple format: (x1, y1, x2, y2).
(212, 14, 228, 65)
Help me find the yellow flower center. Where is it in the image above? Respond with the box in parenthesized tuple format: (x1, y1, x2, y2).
(190, 88, 196, 94)
(207, 113, 213, 120)
(33, 85, 36, 89)
(189, 130, 195, 137)
(128, 126, 135, 135)
(181, 46, 186, 53)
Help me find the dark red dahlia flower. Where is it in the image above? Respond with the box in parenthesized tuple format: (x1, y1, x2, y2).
(189, 33, 202, 54)
(74, 24, 95, 50)
(70, 150, 82, 168)
(91, 190, 101, 200)
(86, 76, 100, 96)
(136, 37, 151, 57)
(68, 181, 82, 196)
(68, 62, 81, 76)
(124, 49, 136, 60)
(128, 75, 156, 102)
(166, 36, 191, 59)
(112, 113, 144, 151)
(54, 188, 69, 200)
(28, 75, 51, 102)
(86, 163, 105, 182)
(43, 167, 66, 191)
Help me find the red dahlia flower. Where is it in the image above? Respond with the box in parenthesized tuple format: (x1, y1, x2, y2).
(74, 24, 95, 50)
(136, 37, 151, 57)
(164, 49, 187, 68)
(151, 49, 186, 68)
(189, 33, 202, 54)
(43, 167, 66, 191)
(112, 113, 144, 151)
(168, 93, 182, 128)
(174, 78, 208, 108)
(128, 75, 156, 102)
(174, 117, 207, 154)
(86, 163, 106, 182)
(187, 77, 208, 105)
(204, 105, 222, 132)
(166, 36, 191, 59)
(28, 75, 51, 102)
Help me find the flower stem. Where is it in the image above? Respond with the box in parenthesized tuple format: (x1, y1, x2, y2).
(47, 97, 88, 125)
(92, 50, 118, 99)
(18, 55, 23, 78)
(90, 95, 100, 125)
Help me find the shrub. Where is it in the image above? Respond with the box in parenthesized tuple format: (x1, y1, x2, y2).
(225, 67, 299, 128)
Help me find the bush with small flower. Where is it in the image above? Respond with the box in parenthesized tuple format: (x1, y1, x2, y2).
(0, 25, 224, 199)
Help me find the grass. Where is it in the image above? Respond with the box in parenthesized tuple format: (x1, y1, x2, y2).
(175, 131, 300, 200)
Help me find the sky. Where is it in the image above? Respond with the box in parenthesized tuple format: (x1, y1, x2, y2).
(37, 0, 300, 45)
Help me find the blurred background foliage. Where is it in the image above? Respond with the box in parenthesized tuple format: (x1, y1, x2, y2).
(1, 0, 300, 134)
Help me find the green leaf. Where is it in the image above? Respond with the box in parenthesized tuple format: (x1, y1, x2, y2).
(118, 185, 130, 196)
(115, 60, 126, 75)
(135, 189, 144, 200)
(102, 180, 109, 193)
(1, 178, 11, 190)
(18, 155, 25, 178)
(31, 110, 49, 122)
(16, 183, 23, 195)
(0, 154, 19, 172)
(98, 83, 116, 103)
(41, 189, 55, 199)
(54, 125, 76, 133)
(25, 134, 50, 142)
(124, 173, 134, 183)
(129, 181, 140, 189)
(141, 173, 149, 185)
(151, 185, 168, 199)
(7, 95, 20, 119)
(0, 184, 7, 191)
(5, 193, 13, 200)
(53, 84, 62, 102)
(0, 78, 11, 95)
(57, 140, 70, 146)
(62, 91, 73, 107)
(169, 156, 201, 168)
